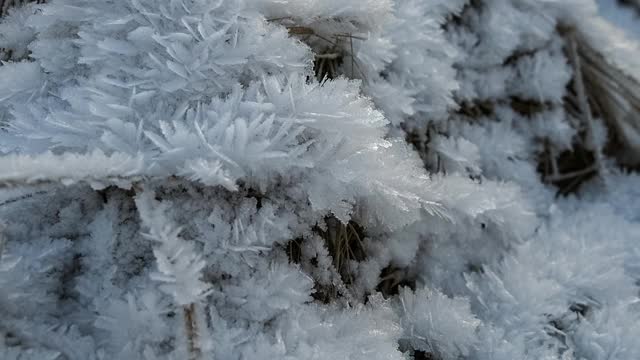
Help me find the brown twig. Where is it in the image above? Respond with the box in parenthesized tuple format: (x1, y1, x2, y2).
(183, 303, 201, 360)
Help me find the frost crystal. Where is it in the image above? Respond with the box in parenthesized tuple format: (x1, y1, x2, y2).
(1, 0, 640, 359)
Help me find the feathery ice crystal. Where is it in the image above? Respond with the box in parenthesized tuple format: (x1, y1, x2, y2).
(1, 0, 640, 359)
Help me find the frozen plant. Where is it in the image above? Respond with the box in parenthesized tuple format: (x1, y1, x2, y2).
(1, 0, 640, 359)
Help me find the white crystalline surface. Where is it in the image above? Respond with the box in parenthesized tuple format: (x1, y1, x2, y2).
(0, 1, 640, 359)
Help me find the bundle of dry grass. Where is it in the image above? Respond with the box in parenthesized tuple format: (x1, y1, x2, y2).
(269, 17, 366, 81)
(525, 24, 640, 193)
(567, 27, 640, 168)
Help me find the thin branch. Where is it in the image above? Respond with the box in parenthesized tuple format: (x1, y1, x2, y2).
(544, 165, 598, 182)
(183, 303, 201, 360)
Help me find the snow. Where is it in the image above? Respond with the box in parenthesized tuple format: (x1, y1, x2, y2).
(0, 0, 639, 359)
(597, 0, 640, 39)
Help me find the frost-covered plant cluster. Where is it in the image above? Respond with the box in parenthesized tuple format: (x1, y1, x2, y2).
(1, 0, 640, 359)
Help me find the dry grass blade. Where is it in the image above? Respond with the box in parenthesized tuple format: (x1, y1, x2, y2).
(316, 216, 366, 285)
(269, 18, 366, 81)
(569, 28, 640, 166)
(566, 32, 605, 172)
(183, 303, 201, 360)
(539, 25, 640, 193)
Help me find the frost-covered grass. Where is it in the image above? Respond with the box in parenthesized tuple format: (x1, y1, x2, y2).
(1, 0, 640, 360)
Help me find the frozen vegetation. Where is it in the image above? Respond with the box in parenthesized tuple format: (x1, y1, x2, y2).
(0, 0, 640, 359)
